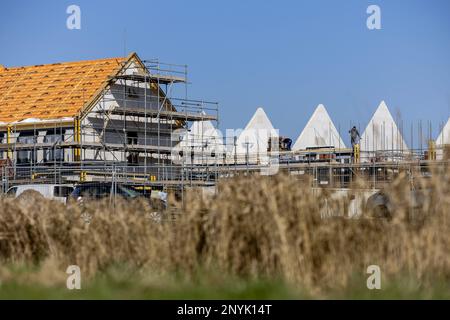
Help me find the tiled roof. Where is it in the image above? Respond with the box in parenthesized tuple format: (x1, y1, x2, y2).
(0, 57, 126, 123)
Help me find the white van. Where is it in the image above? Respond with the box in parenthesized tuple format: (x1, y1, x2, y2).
(6, 184, 74, 204)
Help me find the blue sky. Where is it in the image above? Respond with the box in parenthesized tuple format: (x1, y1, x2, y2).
(1, 0, 449, 147)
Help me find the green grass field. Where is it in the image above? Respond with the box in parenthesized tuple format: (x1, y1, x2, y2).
(1, 266, 449, 299)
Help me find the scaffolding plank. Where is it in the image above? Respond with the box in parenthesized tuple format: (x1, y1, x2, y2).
(111, 74, 186, 85)
(95, 106, 217, 121)
(0, 141, 174, 154)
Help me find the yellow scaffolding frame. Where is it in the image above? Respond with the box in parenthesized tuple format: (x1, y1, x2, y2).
(74, 117, 81, 162)
(6, 125, 12, 160)
(353, 144, 360, 163)
(428, 140, 436, 160)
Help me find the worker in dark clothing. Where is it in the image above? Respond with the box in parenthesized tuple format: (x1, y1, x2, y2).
(282, 137, 292, 151)
(349, 126, 360, 147)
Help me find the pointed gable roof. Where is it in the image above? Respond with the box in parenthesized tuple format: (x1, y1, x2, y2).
(360, 101, 408, 152)
(436, 117, 450, 145)
(242, 107, 276, 132)
(293, 104, 345, 150)
(235, 107, 278, 155)
(179, 117, 225, 152)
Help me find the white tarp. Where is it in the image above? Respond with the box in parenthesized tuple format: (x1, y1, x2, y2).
(234, 107, 278, 162)
(177, 118, 225, 164)
(436, 117, 450, 145)
(360, 101, 408, 152)
(292, 104, 345, 151)
(12, 117, 74, 124)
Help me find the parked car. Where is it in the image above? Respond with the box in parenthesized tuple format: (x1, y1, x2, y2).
(70, 182, 167, 209)
(6, 184, 74, 204)
(70, 182, 141, 202)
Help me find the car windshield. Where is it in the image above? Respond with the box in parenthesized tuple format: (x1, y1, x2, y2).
(54, 186, 74, 197)
(72, 184, 141, 199)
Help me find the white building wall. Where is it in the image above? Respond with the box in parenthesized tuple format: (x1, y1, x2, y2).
(81, 79, 177, 164)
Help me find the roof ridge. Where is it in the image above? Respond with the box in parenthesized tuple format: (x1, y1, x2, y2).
(3, 56, 126, 70)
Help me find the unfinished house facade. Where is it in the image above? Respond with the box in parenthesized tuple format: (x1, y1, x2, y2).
(0, 53, 218, 187)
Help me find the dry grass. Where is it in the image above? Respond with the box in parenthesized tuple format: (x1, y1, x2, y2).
(0, 172, 449, 294)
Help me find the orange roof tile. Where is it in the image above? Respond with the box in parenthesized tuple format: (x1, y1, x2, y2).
(0, 56, 127, 123)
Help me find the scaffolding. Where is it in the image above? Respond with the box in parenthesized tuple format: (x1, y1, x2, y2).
(0, 57, 220, 196)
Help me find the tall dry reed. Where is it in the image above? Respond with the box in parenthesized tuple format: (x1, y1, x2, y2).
(0, 172, 448, 291)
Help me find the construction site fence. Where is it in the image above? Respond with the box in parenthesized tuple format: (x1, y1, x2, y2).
(1, 159, 449, 196)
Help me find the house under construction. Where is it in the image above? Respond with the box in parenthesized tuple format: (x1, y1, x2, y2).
(0, 53, 218, 189)
(1, 54, 449, 195)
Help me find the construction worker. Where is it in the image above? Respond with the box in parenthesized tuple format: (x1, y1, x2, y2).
(349, 126, 360, 148)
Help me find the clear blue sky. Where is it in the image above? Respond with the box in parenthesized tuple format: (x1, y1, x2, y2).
(1, 0, 449, 147)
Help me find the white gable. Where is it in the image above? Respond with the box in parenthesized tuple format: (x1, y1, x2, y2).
(436, 117, 450, 145)
(242, 107, 277, 132)
(292, 104, 345, 150)
(179, 120, 224, 151)
(360, 101, 408, 152)
(176, 118, 225, 164)
(235, 107, 279, 158)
